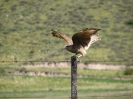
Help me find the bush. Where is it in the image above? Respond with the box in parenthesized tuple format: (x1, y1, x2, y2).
(19, 67, 27, 73)
(0, 69, 5, 74)
(126, 19, 133, 25)
(124, 67, 133, 75)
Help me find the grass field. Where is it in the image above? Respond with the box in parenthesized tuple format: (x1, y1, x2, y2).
(0, 0, 133, 65)
(0, 0, 133, 98)
(0, 75, 133, 99)
(0, 90, 133, 99)
(0, 66, 133, 99)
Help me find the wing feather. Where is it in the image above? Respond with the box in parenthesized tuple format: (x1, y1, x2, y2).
(51, 30, 73, 45)
(72, 28, 101, 48)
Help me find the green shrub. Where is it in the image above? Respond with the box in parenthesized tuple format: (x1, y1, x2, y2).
(19, 67, 27, 73)
(124, 67, 133, 75)
(0, 69, 5, 74)
(126, 19, 133, 25)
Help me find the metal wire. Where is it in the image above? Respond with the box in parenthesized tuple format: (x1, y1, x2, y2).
(0, 60, 133, 63)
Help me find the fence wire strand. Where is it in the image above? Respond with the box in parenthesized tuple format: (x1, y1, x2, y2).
(0, 60, 133, 63)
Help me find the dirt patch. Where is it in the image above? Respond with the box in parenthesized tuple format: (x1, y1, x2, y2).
(22, 62, 133, 70)
(9, 71, 73, 77)
(8, 71, 132, 80)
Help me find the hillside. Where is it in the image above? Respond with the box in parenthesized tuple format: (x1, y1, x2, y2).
(0, 0, 133, 66)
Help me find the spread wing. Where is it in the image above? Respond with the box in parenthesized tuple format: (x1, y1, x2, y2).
(51, 29, 73, 45)
(72, 28, 101, 50)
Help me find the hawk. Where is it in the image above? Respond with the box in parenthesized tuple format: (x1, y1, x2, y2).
(51, 28, 101, 58)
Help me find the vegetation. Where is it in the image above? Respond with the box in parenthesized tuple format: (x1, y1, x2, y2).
(0, 74, 133, 99)
(0, 0, 133, 66)
(0, 0, 133, 98)
(0, 66, 132, 99)
(0, 66, 133, 98)
(0, 66, 133, 78)
(124, 67, 133, 75)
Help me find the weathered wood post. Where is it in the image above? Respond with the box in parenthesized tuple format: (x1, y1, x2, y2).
(71, 56, 77, 99)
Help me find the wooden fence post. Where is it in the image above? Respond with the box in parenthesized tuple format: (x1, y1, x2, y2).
(71, 56, 77, 99)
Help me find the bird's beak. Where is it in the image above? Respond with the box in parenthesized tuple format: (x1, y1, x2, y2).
(98, 29, 101, 31)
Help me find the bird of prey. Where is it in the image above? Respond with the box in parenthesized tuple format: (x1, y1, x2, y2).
(51, 28, 101, 58)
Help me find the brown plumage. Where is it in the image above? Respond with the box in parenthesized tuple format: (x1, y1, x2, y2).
(51, 28, 101, 58)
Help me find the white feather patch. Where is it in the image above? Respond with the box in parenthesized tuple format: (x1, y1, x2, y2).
(85, 33, 101, 50)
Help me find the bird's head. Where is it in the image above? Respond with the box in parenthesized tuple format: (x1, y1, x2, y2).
(88, 28, 101, 35)
(63, 45, 72, 51)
